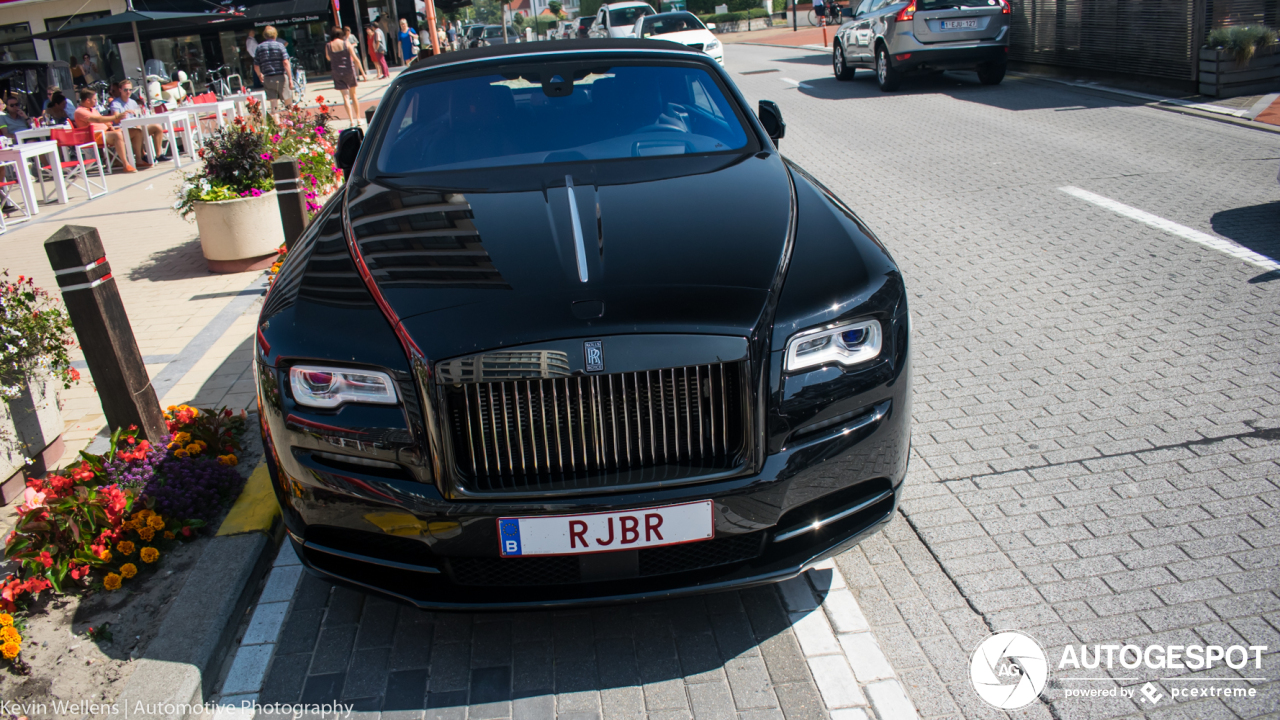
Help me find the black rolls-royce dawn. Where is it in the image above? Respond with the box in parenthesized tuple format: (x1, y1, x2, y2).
(255, 39, 911, 609)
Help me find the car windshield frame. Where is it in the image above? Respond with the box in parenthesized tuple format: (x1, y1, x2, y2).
(366, 55, 761, 180)
(640, 13, 707, 36)
(609, 5, 652, 26)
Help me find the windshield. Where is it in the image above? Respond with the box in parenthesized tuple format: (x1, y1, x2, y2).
(640, 13, 705, 36)
(610, 5, 652, 26)
(375, 63, 750, 175)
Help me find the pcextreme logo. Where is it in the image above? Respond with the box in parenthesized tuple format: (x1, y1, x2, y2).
(971, 630, 1270, 709)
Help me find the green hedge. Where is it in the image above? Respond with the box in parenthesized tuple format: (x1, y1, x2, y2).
(698, 6, 770, 23)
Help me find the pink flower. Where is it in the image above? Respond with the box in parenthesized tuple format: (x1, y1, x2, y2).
(271, 133, 281, 143)
(261, 152, 273, 160)
(249, 188, 263, 197)
(21, 487, 46, 509)
(315, 126, 325, 135)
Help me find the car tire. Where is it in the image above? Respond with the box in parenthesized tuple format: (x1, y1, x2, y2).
(875, 46, 900, 91)
(833, 43, 855, 81)
(978, 58, 1006, 85)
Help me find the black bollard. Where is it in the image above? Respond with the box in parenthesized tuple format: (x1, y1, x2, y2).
(272, 157, 311, 250)
(44, 226, 167, 443)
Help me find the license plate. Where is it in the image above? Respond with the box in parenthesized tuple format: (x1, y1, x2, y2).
(941, 19, 979, 28)
(498, 500, 714, 557)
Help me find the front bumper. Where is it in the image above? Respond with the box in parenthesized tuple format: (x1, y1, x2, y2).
(263, 390, 909, 610)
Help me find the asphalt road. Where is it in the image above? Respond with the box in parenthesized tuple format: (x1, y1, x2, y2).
(217, 43, 1280, 720)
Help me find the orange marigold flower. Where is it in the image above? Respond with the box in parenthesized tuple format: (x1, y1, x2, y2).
(0, 626, 19, 643)
(117, 541, 135, 556)
(138, 527, 155, 542)
(120, 563, 137, 579)
(147, 515, 165, 530)
(218, 454, 238, 466)
(137, 509, 154, 519)
(174, 449, 189, 458)
(103, 573, 122, 591)
(163, 531, 175, 540)
(1, 641, 19, 659)
(99, 549, 112, 563)
(140, 547, 159, 564)
(0, 613, 12, 626)
(185, 443, 203, 455)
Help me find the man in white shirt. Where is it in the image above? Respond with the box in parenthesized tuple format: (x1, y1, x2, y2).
(109, 81, 167, 165)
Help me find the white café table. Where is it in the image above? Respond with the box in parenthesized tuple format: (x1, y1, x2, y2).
(0, 140, 68, 214)
(184, 100, 238, 129)
(119, 109, 196, 170)
(223, 91, 268, 115)
(14, 127, 53, 144)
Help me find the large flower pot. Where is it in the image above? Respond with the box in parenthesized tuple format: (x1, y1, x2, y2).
(193, 191, 286, 273)
(1, 373, 64, 505)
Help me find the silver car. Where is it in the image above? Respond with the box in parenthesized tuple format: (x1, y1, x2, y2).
(832, 0, 1011, 91)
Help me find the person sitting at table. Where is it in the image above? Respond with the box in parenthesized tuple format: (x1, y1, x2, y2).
(42, 87, 76, 122)
(73, 88, 136, 173)
(1, 93, 32, 140)
(109, 80, 168, 164)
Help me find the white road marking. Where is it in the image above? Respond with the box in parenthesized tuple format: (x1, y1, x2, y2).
(780, 77, 814, 89)
(1060, 186, 1280, 271)
(780, 560, 921, 718)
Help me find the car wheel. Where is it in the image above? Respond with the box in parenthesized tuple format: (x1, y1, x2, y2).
(875, 46, 900, 91)
(978, 58, 1007, 85)
(833, 43, 855, 81)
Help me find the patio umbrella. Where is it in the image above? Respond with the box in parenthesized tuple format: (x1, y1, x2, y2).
(33, 0, 242, 107)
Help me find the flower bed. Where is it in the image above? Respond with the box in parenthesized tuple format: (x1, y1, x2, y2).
(0, 405, 248, 675)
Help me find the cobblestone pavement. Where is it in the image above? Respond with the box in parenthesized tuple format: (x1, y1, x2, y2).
(218, 44, 1279, 720)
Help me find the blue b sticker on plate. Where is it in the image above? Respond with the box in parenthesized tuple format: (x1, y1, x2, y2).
(499, 518, 522, 556)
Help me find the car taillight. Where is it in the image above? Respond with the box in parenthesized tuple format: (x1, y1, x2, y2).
(895, 1, 916, 21)
(999, 0, 1011, 13)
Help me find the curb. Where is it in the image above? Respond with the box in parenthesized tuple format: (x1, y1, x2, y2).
(114, 463, 282, 720)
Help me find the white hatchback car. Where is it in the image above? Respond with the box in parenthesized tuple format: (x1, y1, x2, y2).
(590, 1, 657, 38)
(634, 11, 724, 65)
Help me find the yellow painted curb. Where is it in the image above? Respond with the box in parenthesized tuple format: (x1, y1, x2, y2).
(217, 463, 281, 536)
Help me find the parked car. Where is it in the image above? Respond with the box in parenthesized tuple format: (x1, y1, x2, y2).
(590, 1, 656, 38)
(466, 24, 514, 47)
(635, 11, 723, 65)
(577, 15, 596, 37)
(262, 38, 911, 609)
(831, 0, 1010, 90)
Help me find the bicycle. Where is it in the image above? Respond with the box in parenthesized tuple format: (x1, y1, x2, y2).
(808, 1, 844, 27)
(206, 65, 243, 97)
(288, 55, 307, 100)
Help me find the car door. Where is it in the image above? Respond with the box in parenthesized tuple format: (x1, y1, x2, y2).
(591, 6, 609, 37)
(847, 0, 874, 62)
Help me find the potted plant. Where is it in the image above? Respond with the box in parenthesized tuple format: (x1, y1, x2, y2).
(1, 272, 79, 505)
(174, 114, 286, 273)
(1200, 25, 1280, 98)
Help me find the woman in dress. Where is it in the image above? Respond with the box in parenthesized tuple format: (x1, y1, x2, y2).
(325, 26, 362, 128)
(365, 25, 388, 79)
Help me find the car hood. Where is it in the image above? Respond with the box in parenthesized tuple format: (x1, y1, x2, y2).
(346, 153, 793, 361)
(647, 30, 718, 47)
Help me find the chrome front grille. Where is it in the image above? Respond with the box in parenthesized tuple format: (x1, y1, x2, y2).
(446, 362, 746, 494)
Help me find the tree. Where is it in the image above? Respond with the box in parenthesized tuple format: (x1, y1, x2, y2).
(549, 0, 564, 16)
(512, 12, 525, 26)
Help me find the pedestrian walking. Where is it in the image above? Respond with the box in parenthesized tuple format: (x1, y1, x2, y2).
(343, 27, 369, 77)
(326, 25, 363, 128)
(398, 18, 418, 66)
(253, 26, 293, 111)
(447, 24, 457, 50)
(366, 25, 389, 79)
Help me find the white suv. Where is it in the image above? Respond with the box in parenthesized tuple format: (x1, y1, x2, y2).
(590, 1, 657, 38)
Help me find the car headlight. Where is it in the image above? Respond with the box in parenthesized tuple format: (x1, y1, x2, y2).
(706, 39, 722, 51)
(784, 319, 882, 373)
(290, 365, 399, 409)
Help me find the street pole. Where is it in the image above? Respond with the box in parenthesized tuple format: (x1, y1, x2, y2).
(425, 0, 442, 55)
(125, 0, 150, 108)
(503, 3, 511, 43)
(791, 0, 797, 30)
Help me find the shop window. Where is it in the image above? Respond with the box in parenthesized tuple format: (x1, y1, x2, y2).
(0, 23, 37, 62)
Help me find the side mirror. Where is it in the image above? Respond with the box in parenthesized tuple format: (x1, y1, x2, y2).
(757, 100, 786, 146)
(841, 6, 854, 17)
(336, 127, 363, 180)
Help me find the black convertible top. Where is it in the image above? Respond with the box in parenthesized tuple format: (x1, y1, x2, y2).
(405, 38, 705, 73)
